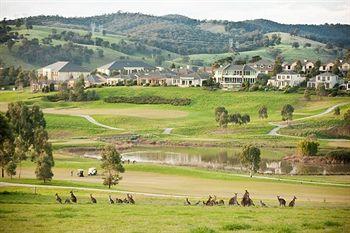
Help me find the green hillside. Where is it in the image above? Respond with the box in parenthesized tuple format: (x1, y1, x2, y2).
(0, 25, 179, 69)
(0, 26, 341, 69)
(173, 32, 338, 66)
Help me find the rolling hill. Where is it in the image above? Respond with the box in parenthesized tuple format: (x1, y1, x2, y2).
(1, 12, 348, 69)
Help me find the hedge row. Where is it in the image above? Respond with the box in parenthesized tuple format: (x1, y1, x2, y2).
(104, 95, 191, 106)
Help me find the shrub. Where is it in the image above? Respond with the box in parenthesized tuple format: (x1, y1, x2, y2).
(104, 95, 191, 106)
(297, 139, 319, 156)
(326, 150, 350, 163)
(222, 223, 251, 231)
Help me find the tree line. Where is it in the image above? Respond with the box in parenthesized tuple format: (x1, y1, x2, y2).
(0, 103, 54, 182)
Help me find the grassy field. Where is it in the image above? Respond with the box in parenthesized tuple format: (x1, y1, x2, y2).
(1, 186, 349, 233)
(0, 87, 349, 144)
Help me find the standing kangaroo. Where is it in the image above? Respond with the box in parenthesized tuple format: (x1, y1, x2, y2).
(277, 196, 286, 207)
(229, 193, 240, 206)
(288, 196, 297, 207)
(70, 191, 77, 203)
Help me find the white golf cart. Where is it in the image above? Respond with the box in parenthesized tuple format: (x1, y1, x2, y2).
(88, 167, 97, 176)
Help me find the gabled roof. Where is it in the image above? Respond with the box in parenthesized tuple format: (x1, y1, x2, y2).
(278, 70, 298, 75)
(99, 60, 154, 70)
(41, 61, 90, 72)
(138, 70, 177, 79)
(85, 74, 107, 84)
(317, 72, 337, 77)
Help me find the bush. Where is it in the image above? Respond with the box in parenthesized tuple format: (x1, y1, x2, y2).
(297, 139, 319, 156)
(326, 150, 350, 163)
(104, 95, 191, 106)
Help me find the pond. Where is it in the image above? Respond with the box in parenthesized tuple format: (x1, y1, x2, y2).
(78, 146, 350, 175)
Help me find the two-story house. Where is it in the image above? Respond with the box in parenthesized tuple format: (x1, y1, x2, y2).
(267, 71, 305, 89)
(37, 61, 90, 82)
(307, 72, 340, 89)
(213, 64, 259, 89)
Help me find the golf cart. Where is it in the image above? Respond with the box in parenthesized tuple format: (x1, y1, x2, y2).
(77, 169, 84, 177)
(88, 167, 97, 176)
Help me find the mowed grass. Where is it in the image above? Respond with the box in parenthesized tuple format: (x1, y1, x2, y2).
(0, 187, 349, 233)
(1, 87, 349, 142)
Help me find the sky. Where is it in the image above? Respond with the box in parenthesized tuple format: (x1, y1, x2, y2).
(1, 0, 350, 24)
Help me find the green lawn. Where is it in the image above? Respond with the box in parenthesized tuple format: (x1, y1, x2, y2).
(0, 186, 349, 233)
(1, 87, 348, 143)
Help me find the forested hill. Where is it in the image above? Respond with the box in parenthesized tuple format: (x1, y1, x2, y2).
(14, 12, 350, 54)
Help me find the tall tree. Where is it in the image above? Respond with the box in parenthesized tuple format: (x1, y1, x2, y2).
(294, 60, 302, 73)
(316, 84, 327, 100)
(281, 104, 294, 122)
(0, 114, 14, 178)
(101, 145, 125, 188)
(35, 151, 54, 183)
(14, 136, 27, 178)
(258, 106, 268, 119)
(239, 145, 261, 177)
(272, 56, 283, 76)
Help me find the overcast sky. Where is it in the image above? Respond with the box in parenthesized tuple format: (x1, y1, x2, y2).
(1, 0, 350, 24)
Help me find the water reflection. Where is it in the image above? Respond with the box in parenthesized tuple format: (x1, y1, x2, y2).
(82, 148, 350, 175)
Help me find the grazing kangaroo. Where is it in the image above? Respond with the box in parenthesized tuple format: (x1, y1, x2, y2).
(288, 196, 297, 207)
(194, 201, 201, 206)
(229, 193, 240, 206)
(64, 198, 71, 204)
(123, 198, 129, 204)
(90, 194, 97, 204)
(218, 199, 225, 206)
(55, 193, 62, 204)
(116, 198, 123, 203)
(108, 195, 114, 204)
(205, 195, 213, 206)
(241, 190, 253, 207)
(277, 196, 286, 207)
(70, 191, 77, 203)
(185, 198, 191, 206)
(260, 200, 267, 207)
(127, 194, 135, 204)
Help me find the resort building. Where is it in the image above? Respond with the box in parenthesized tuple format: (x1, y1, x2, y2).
(213, 64, 259, 89)
(307, 72, 340, 89)
(37, 61, 90, 82)
(267, 71, 305, 89)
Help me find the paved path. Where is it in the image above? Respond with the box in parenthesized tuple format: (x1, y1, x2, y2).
(268, 102, 350, 141)
(75, 114, 124, 131)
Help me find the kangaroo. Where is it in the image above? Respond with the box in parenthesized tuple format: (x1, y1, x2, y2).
(241, 190, 251, 207)
(108, 195, 114, 204)
(194, 200, 201, 206)
(90, 194, 97, 204)
(229, 193, 240, 206)
(127, 194, 135, 204)
(185, 198, 191, 206)
(70, 191, 77, 203)
(55, 193, 62, 204)
(205, 195, 213, 206)
(218, 199, 225, 206)
(123, 198, 129, 204)
(64, 198, 71, 204)
(277, 196, 286, 207)
(260, 200, 267, 207)
(116, 198, 123, 204)
(288, 196, 297, 207)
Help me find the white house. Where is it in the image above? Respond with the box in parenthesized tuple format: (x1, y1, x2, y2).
(172, 73, 208, 87)
(267, 71, 305, 89)
(340, 61, 350, 72)
(97, 60, 154, 76)
(214, 64, 259, 89)
(37, 61, 90, 82)
(307, 72, 340, 89)
(248, 59, 274, 74)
